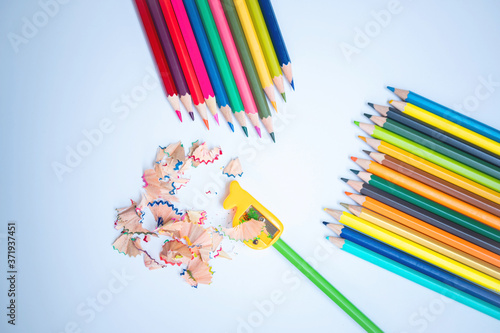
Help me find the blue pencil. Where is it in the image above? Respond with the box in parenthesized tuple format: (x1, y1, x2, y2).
(324, 223, 500, 309)
(388, 87, 500, 144)
(183, 0, 234, 131)
(257, 0, 293, 89)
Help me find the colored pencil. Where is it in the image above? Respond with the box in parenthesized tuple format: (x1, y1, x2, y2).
(145, 0, 194, 120)
(359, 136, 500, 205)
(325, 226, 500, 309)
(390, 101, 500, 156)
(337, 188, 500, 268)
(356, 123, 500, 192)
(233, 0, 277, 110)
(364, 115, 500, 179)
(159, 0, 210, 129)
(365, 151, 500, 217)
(326, 236, 500, 320)
(389, 87, 500, 144)
(327, 210, 500, 292)
(245, 0, 286, 101)
(352, 157, 500, 231)
(194, 0, 248, 135)
(135, 0, 182, 121)
(350, 171, 500, 245)
(209, 0, 262, 137)
(258, 0, 293, 89)
(184, 0, 233, 130)
(171, 0, 219, 125)
(273, 238, 383, 333)
(341, 203, 500, 280)
(344, 187, 500, 256)
(221, 0, 275, 141)
(369, 103, 500, 168)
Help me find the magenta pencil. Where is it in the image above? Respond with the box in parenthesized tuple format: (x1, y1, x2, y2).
(170, 0, 219, 125)
(208, 0, 261, 137)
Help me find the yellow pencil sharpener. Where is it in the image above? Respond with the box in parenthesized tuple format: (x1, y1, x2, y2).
(223, 181, 283, 250)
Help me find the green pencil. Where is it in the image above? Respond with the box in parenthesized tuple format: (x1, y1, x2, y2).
(352, 170, 500, 244)
(365, 114, 500, 180)
(221, 0, 275, 142)
(245, 0, 286, 101)
(194, 0, 248, 136)
(356, 122, 500, 192)
(328, 237, 500, 320)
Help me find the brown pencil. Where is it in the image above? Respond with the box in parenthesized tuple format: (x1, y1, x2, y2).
(364, 151, 500, 217)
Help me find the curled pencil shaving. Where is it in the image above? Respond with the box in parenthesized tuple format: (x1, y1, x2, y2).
(147, 200, 182, 228)
(182, 210, 207, 225)
(112, 233, 142, 257)
(223, 158, 243, 178)
(181, 257, 214, 287)
(221, 219, 266, 242)
(188, 141, 222, 166)
(115, 201, 152, 235)
(160, 240, 193, 266)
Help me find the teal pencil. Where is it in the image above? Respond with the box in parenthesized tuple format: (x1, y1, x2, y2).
(328, 237, 500, 320)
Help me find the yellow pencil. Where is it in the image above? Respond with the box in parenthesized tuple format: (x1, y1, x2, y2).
(327, 210, 500, 293)
(233, 0, 277, 111)
(391, 101, 500, 156)
(342, 203, 500, 280)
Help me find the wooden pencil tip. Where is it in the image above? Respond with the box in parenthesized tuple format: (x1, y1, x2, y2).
(322, 221, 330, 226)
(362, 150, 371, 155)
(350, 169, 360, 175)
(345, 191, 353, 196)
(340, 202, 349, 209)
(350, 156, 358, 162)
(327, 236, 345, 248)
(367, 102, 374, 108)
(364, 113, 372, 119)
(354, 120, 360, 126)
(340, 177, 348, 183)
(387, 86, 395, 92)
(358, 135, 367, 142)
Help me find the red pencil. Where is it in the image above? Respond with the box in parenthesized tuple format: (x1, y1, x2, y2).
(134, 0, 182, 122)
(159, 0, 209, 129)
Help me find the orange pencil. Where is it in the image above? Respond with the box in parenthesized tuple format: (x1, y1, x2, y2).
(352, 157, 500, 231)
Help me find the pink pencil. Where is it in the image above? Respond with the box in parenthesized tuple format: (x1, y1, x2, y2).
(208, 0, 261, 137)
(170, 0, 219, 125)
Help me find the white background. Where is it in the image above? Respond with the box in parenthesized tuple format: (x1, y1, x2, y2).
(1, 0, 500, 332)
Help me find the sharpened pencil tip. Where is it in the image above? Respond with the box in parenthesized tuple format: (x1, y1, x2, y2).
(322, 221, 330, 226)
(364, 113, 372, 119)
(175, 110, 182, 122)
(281, 92, 286, 102)
(367, 102, 374, 108)
(189, 112, 195, 121)
(358, 135, 367, 142)
(228, 122, 234, 132)
(271, 101, 277, 112)
(345, 191, 353, 196)
(340, 177, 348, 183)
(326, 236, 331, 240)
(270, 132, 276, 143)
(340, 203, 349, 209)
(387, 86, 395, 92)
(354, 120, 360, 126)
(255, 126, 262, 138)
(350, 156, 358, 162)
(291, 80, 295, 90)
(203, 119, 210, 130)
(350, 169, 360, 175)
(214, 114, 220, 125)
(242, 126, 249, 137)
(362, 150, 371, 155)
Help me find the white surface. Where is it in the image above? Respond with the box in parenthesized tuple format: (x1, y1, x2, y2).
(1, 0, 500, 332)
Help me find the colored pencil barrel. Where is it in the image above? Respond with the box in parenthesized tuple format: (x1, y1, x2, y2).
(329, 237, 500, 320)
(159, 0, 209, 128)
(358, 123, 500, 192)
(345, 204, 500, 280)
(368, 151, 500, 217)
(353, 157, 500, 231)
(390, 101, 500, 156)
(145, 0, 194, 119)
(258, 0, 293, 87)
(389, 87, 500, 144)
(346, 186, 500, 256)
(344, 191, 500, 268)
(194, 0, 247, 134)
(273, 238, 383, 333)
(221, 0, 274, 140)
(171, 0, 218, 124)
(371, 105, 500, 168)
(135, 0, 182, 121)
(209, 0, 261, 136)
(233, 0, 277, 110)
(327, 227, 500, 309)
(335, 212, 500, 293)
(360, 136, 500, 206)
(367, 116, 500, 180)
(183, 0, 233, 128)
(245, 0, 285, 98)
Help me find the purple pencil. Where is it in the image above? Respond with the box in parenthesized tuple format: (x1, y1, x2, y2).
(146, 0, 194, 120)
